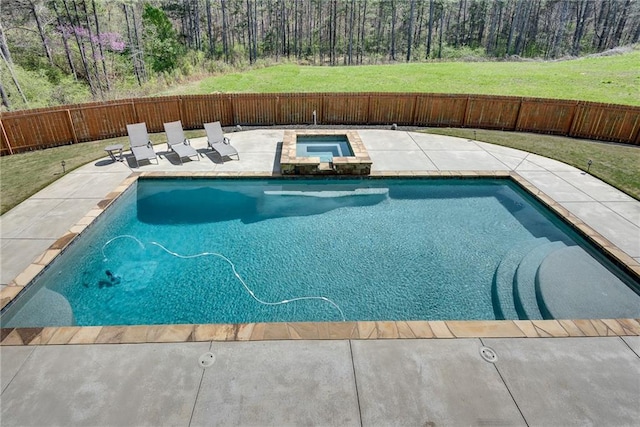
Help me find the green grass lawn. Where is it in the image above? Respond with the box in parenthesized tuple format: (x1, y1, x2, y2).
(163, 49, 640, 106)
(0, 139, 125, 216)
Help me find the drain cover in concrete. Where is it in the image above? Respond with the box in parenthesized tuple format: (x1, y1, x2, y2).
(199, 352, 216, 368)
(480, 346, 497, 363)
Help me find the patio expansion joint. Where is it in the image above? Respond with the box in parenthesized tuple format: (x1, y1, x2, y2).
(559, 199, 640, 231)
(620, 336, 640, 359)
(479, 337, 530, 426)
(0, 342, 36, 393)
(407, 132, 441, 171)
(538, 168, 601, 203)
(511, 152, 533, 172)
(188, 347, 209, 427)
(347, 339, 364, 427)
(471, 139, 518, 171)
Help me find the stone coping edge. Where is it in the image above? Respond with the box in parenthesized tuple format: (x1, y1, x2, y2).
(1, 170, 639, 345)
(2, 319, 640, 346)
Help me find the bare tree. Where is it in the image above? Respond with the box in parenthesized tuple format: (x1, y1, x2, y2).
(612, 0, 632, 47)
(205, 0, 215, 57)
(347, 0, 355, 64)
(357, 0, 368, 64)
(438, 1, 444, 58)
(0, 25, 28, 106)
(50, 0, 77, 78)
(406, 0, 415, 61)
(551, 0, 570, 58)
(61, 0, 97, 96)
(389, 0, 397, 61)
(330, 0, 337, 65)
(91, 0, 109, 90)
(0, 81, 10, 109)
(29, 0, 54, 65)
(80, 0, 104, 97)
(220, 0, 229, 62)
(123, 2, 145, 85)
(426, 0, 434, 58)
(0, 16, 14, 65)
(572, 0, 591, 55)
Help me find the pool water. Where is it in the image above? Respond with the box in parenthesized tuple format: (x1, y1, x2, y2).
(3, 178, 639, 327)
(296, 135, 354, 162)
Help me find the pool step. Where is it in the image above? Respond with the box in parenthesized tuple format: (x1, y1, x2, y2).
(3, 287, 74, 327)
(536, 246, 640, 319)
(513, 241, 568, 320)
(492, 238, 550, 320)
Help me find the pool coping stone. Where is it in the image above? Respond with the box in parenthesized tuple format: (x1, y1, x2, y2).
(2, 318, 640, 346)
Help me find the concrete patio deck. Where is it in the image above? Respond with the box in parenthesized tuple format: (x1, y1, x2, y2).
(1, 129, 639, 425)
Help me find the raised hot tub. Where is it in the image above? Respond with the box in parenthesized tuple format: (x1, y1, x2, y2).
(280, 130, 372, 175)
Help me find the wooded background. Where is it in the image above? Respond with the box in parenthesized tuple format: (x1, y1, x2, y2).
(1, 0, 639, 110)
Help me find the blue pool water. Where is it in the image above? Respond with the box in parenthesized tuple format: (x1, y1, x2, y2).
(296, 135, 354, 162)
(3, 178, 639, 327)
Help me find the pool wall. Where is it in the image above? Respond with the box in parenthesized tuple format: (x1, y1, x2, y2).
(1, 170, 640, 345)
(280, 130, 372, 175)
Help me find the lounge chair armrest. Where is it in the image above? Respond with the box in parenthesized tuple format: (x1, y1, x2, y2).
(184, 138, 191, 146)
(223, 137, 231, 145)
(147, 141, 153, 148)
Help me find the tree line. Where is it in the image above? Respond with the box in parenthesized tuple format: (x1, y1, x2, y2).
(1, 0, 639, 110)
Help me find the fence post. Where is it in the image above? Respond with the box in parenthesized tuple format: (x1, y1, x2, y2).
(410, 93, 418, 126)
(566, 101, 580, 138)
(66, 109, 78, 144)
(0, 119, 13, 155)
(462, 95, 471, 127)
(229, 95, 235, 126)
(512, 98, 523, 131)
(131, 100, 138, 123)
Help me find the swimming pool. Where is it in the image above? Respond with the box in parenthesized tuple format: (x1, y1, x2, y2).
(2, 178, 639, 327)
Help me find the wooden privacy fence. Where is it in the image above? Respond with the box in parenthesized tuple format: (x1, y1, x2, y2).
(1, 93, 639, 155)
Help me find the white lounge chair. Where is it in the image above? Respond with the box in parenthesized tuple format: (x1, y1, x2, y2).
(163, 120, 200, 164)
(126, 122, 158, 167)
(204, 121, 239, 161)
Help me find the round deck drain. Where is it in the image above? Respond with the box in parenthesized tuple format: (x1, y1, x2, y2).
(479, 346, 497, 363)
(199, 352, 216, 368)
